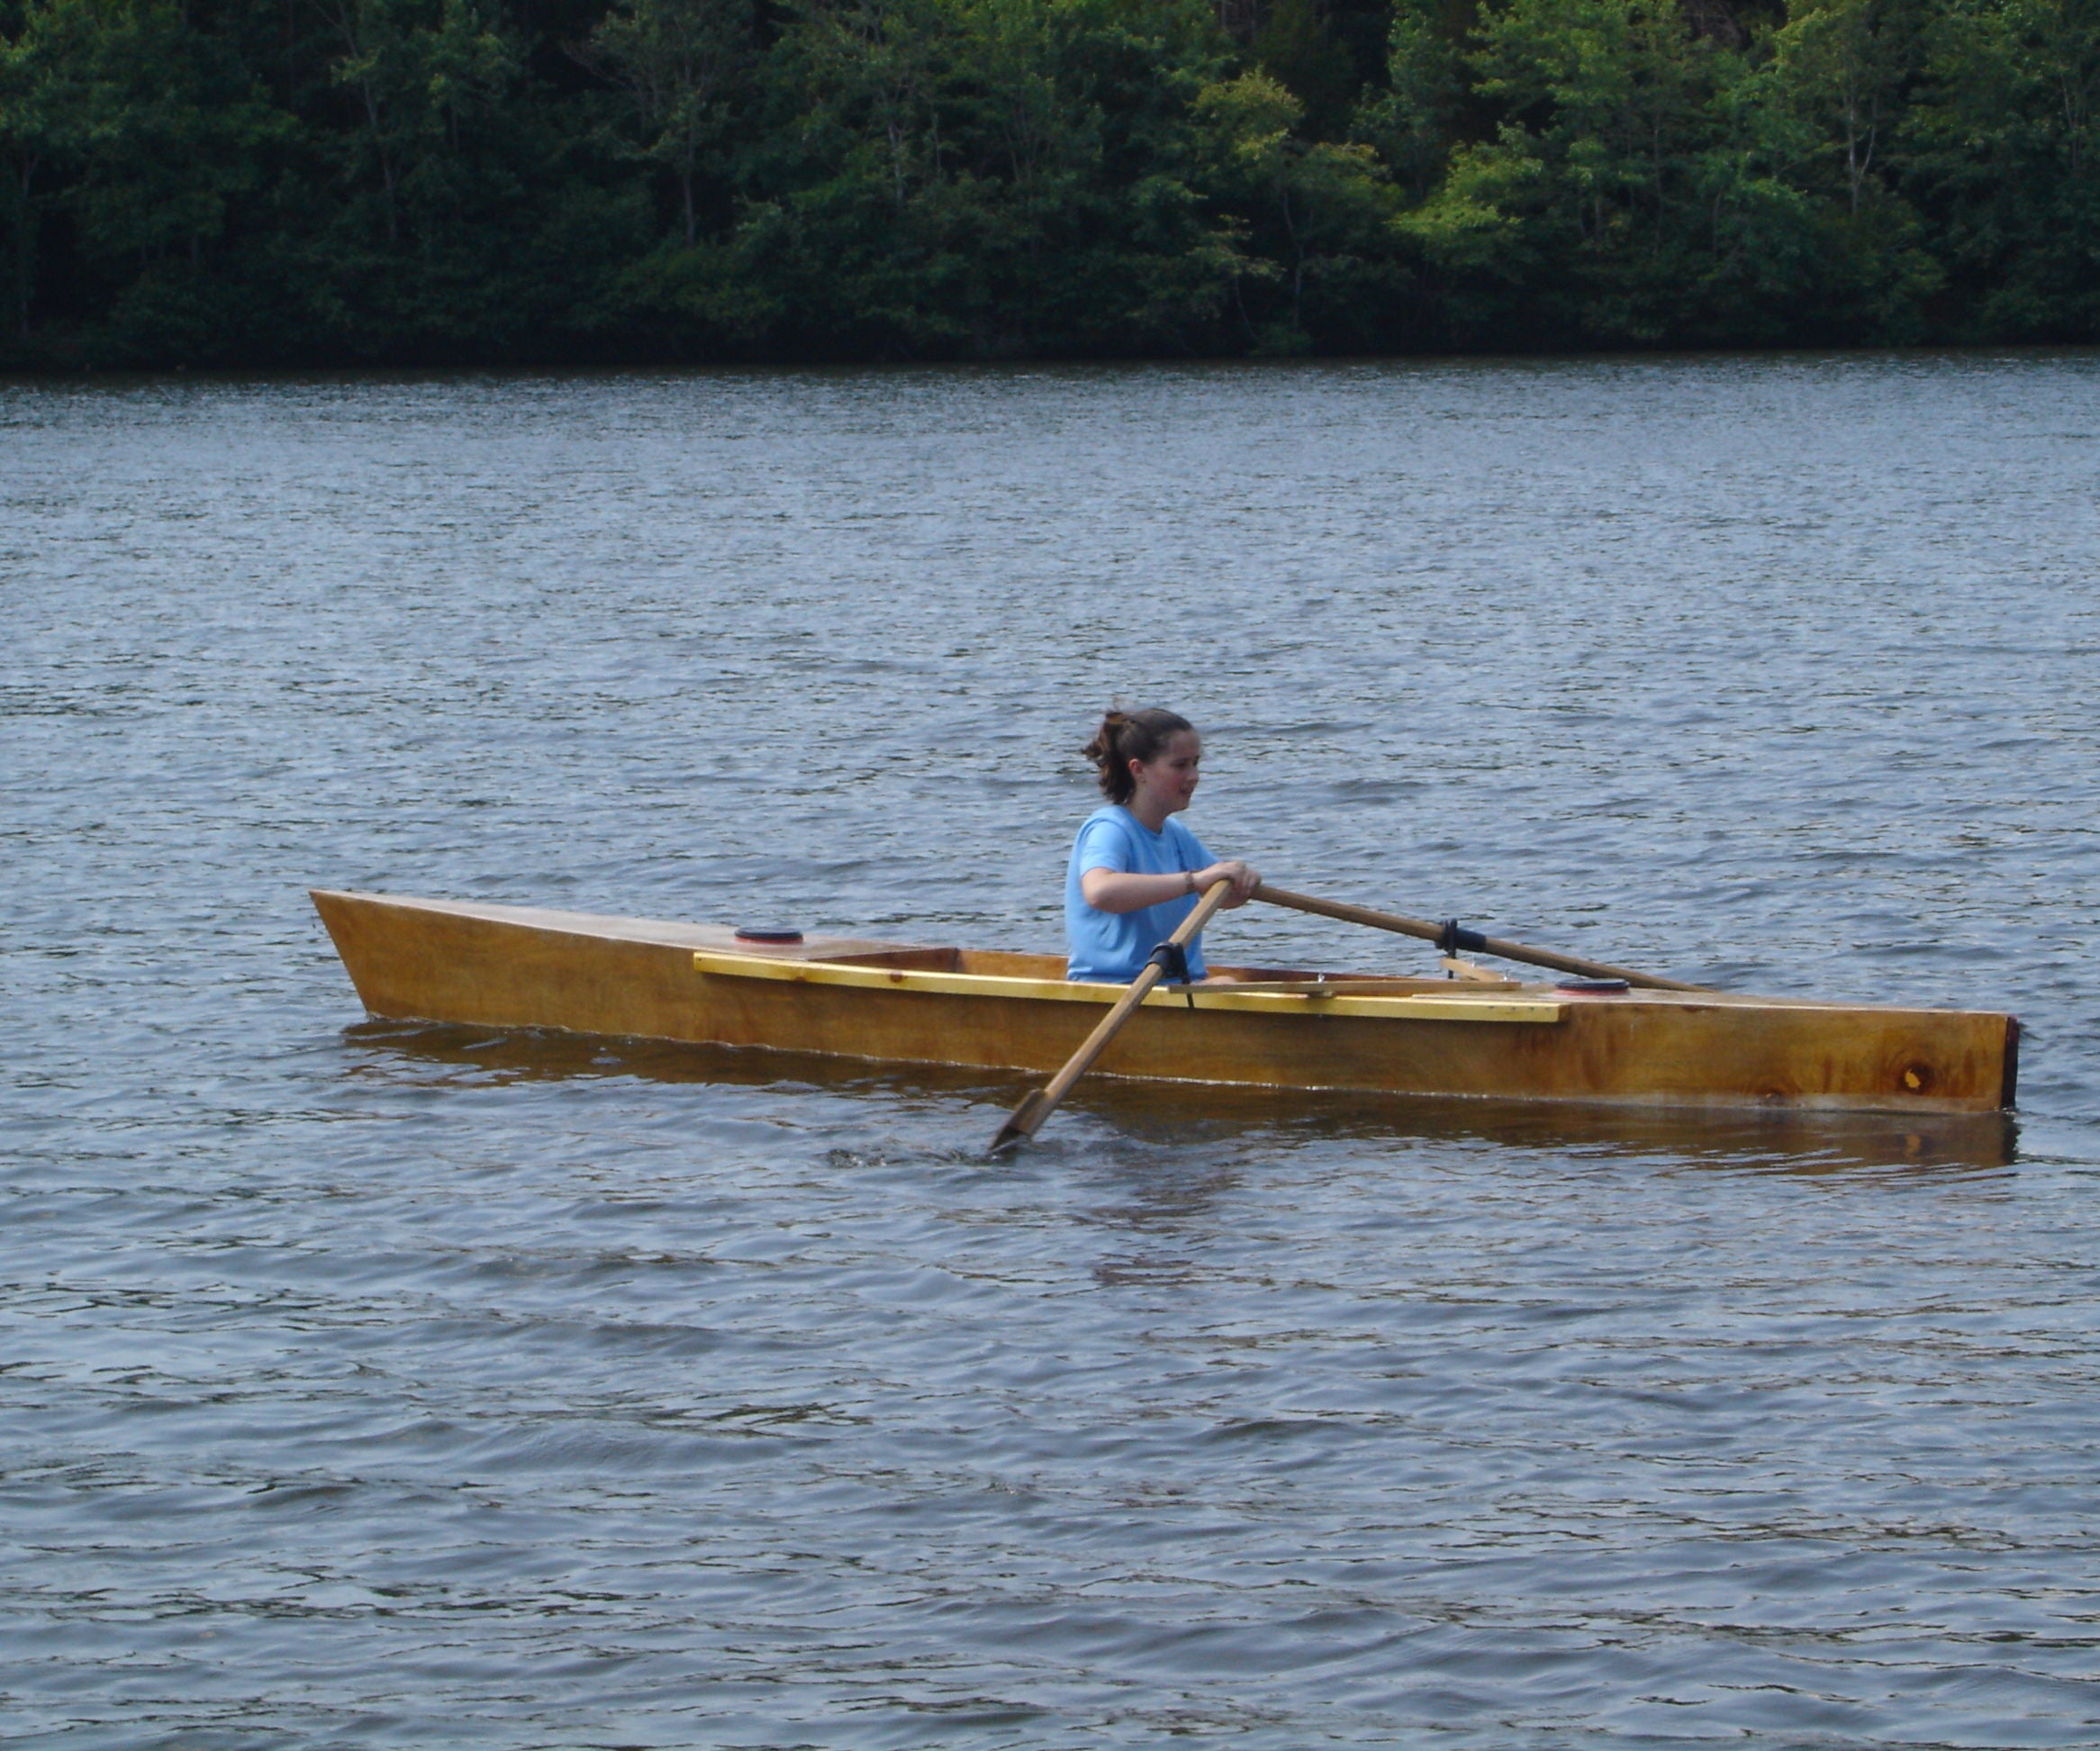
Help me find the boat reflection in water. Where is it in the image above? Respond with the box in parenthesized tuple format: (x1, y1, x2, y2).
(342, 1020, 2018, 1177)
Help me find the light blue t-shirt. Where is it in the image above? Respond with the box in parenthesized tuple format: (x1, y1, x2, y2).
(1064, 805, 1217, 983)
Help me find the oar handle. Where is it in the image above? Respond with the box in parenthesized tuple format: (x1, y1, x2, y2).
(1251, 883, 1707, 993)
(991, 879, 1234, 1155)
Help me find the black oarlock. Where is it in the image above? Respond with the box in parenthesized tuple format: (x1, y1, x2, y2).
(1437, 918, 1489, 957)
(1147, 939, 1198, 1008)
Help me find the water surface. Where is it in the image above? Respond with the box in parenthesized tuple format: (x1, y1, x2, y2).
(5, 355, 2099, 1747)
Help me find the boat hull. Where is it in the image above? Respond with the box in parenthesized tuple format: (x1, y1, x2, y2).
(310, 890, 2019, 1116)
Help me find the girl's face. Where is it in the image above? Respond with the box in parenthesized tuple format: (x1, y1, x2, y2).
(1127, 730, 1202, 818)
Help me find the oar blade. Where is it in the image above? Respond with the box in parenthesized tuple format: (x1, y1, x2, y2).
(989, 1088, 1053, 1157)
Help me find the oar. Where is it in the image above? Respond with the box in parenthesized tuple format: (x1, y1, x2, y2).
(1252, 882, 1708, 993)
(990, 879, 1234, 1156)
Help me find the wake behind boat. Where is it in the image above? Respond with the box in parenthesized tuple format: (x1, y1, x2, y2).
(311, 890, 2019, 1117)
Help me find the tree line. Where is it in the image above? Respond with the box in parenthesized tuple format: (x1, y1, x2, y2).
(3, 0, 2095, 367)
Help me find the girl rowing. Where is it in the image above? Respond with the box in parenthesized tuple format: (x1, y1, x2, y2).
(1064, 708, 1261, 983)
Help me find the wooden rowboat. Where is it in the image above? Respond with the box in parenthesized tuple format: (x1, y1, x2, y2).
(311, 890, 2019, 1116)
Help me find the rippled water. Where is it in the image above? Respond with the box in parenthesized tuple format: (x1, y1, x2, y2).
(6, 355, 2100, 1748)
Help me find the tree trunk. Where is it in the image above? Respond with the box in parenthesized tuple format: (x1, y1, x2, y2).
(9, 155, 37, 345)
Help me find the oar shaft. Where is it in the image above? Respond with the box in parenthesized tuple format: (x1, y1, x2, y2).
(991, 880, 1233, 1154)
(1251, 883, 1706, 993)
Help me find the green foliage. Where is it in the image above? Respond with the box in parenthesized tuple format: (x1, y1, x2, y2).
(1251, 0, 1360, 132)
(579, 0, 751, 243)
(2, 0, 2099, 363)
(686, 0, 1249, 356)
(1398, 0, 1742, 340)
(1905, 0, 2100, 332)
(1195, 68, 1398, 347)
(1355, 0, 1462, 197)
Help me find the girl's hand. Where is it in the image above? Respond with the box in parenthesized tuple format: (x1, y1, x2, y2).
(1196, 860, 1260, 908)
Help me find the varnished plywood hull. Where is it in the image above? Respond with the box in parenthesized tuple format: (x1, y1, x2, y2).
(310, 890, 2019, 1115)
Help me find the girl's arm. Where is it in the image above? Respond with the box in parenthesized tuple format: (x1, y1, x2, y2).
(1080, 859, 1260, 913)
